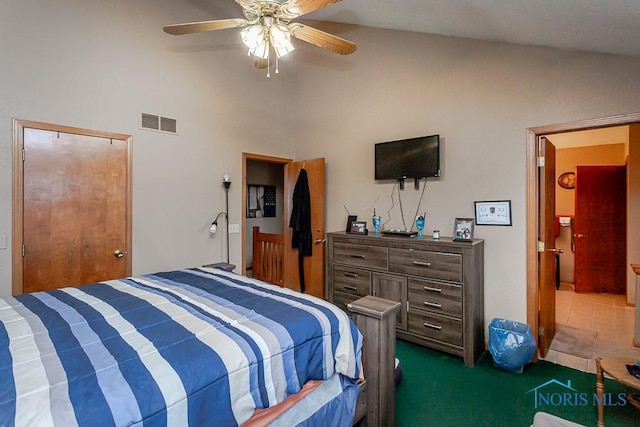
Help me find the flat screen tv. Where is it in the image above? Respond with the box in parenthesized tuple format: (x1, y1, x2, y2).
(375, 134, 440, 180)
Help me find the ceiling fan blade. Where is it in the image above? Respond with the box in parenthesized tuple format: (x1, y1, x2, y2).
(289, 23, 356, 55)
(281, 0, 343, 18)
(163, 18, 247, 35)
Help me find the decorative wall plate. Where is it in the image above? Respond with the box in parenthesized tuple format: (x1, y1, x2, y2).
(558, 172, 575, 189)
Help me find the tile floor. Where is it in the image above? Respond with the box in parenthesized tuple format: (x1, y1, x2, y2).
(541, 283, 640, 373)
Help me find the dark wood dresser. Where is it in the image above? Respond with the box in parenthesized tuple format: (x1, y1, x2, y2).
(326, 231, 485, 366)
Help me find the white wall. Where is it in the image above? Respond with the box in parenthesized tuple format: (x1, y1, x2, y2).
(2, 2, 640, 334)
(291, 24, 640, 326)
(0, 0, 297, 295)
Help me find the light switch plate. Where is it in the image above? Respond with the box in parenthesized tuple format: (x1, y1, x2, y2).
(228, 224, 240, 233)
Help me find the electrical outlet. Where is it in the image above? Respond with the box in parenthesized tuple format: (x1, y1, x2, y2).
(228, 224, 240, 233)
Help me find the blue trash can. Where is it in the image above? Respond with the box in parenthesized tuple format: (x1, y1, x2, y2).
(488, 318, 536, 373)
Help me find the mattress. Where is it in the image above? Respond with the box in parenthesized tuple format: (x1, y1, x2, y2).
(0, 267, 363, 426)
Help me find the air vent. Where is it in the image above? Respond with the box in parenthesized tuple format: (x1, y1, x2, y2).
(140, 113, 178, 134)
(141, 113, 159, 130)
(160, 117, 177, 133)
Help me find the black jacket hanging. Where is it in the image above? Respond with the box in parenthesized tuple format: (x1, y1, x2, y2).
(289, 168, 312, 293)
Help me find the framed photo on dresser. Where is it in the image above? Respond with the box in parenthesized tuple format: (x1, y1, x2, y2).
(349, 221, 368, 235)
(453, 218, 474, 241)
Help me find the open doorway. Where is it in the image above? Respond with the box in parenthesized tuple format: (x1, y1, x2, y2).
(549, 128, 627, 294)
(526, 113, 640, 360)
(241, 153, 327, 298)
(241, 153, 290, 277)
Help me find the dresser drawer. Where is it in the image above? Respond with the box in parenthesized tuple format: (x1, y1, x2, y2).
(389, 248, 462, 282)
(332, 290, 362, 314)
(333, 242, 388, 270)
(407, 311, 462, 347)
(333, 266, 371, 297)
(408, 278, 462, 318)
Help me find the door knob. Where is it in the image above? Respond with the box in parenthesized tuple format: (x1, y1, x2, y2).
(547, 248, 564, 253)
(114, 250, 126, 258)
(573, 233, 586, 238)
(314, 238, 326, 244)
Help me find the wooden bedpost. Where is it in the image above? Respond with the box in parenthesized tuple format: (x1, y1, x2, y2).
(348, 296, 401, 427)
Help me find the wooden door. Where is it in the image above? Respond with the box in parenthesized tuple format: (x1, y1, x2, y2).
(283, 158, 325, 298)
(538, 136, 557, 358)
(574, 165, 626, 293)
(16, 121, 132, 294)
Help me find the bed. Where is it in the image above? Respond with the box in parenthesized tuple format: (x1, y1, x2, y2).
(0, 267, 391, 427)
(252, 226, 284, 287)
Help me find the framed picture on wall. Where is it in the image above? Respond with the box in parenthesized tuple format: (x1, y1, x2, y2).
(557, 172, 576, 189)
(474, 200, 512, 226)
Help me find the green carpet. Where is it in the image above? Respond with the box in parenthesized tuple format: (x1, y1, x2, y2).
(395, 340, 638, 426)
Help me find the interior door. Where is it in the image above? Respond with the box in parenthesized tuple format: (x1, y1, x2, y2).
(574, 165, 626, 293)
(283, 158, 325, 298)
(20, 124, 131, 293)
(538, 136, 557, 357)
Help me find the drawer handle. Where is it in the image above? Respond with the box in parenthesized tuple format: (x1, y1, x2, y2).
(423, 301, 442, 309)
(424, 322, 442, 330)
(343, 272, 358, 278)
(423, 286, 442, 293)
(351, 254, 366, 259)
(413, 261, 431, 267)
(344, 285, 358, 292)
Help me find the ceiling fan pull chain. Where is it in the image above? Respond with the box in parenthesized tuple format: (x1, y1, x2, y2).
(267, 51, 271, 77)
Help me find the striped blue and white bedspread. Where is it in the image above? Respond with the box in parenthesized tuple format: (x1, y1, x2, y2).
(0, 267, 363, 427)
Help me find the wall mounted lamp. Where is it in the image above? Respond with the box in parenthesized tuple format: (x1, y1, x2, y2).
(209, 211, 227, 234)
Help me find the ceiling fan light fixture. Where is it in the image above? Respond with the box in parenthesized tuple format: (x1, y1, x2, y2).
(242, 22, 294, 60)
(270, 24, 295, 58)
(241, 25, 269, 58)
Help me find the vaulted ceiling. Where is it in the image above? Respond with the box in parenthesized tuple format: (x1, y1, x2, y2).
(307, 0, 640, 58)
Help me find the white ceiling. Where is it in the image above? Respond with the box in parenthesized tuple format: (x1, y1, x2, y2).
(549, 126, 629, 149)
(307, 0, 640, 58)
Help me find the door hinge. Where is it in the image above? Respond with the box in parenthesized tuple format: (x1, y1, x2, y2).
(539, 326, 545, 337)
(22, 244, 25, 257)
(537, 156, 545, 167)
(22, 148, 25, 162)
(406, 301, 410, 312)
(537, 241, 544, 252)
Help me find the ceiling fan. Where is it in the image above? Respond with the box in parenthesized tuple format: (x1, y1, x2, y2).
(164, 0, 356, 75)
